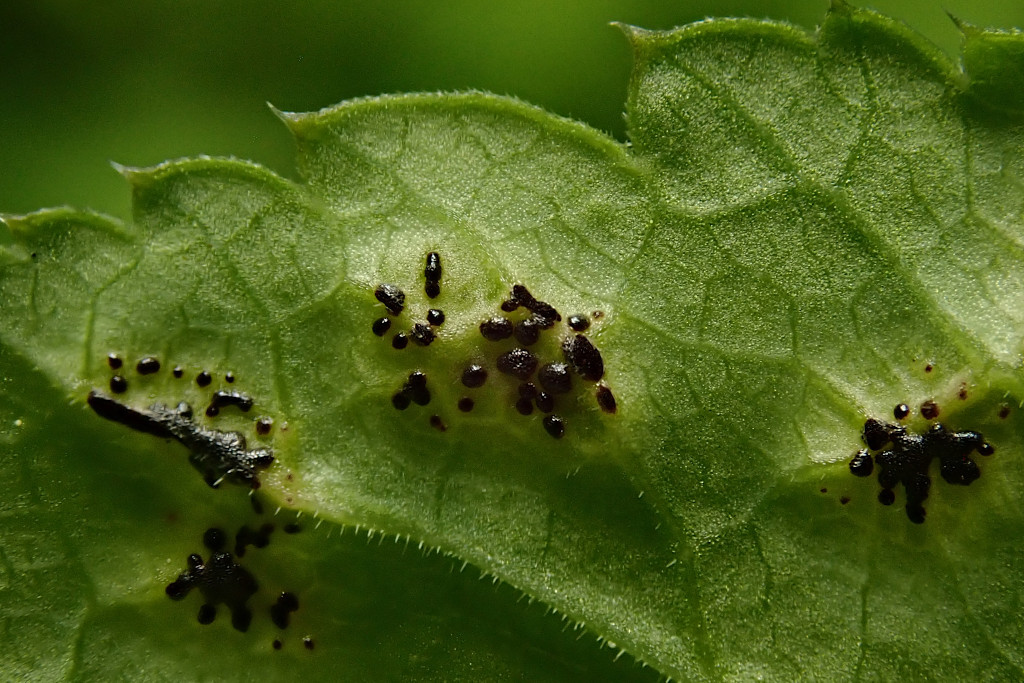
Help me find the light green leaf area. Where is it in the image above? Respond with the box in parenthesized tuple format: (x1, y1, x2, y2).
(3, 4, 1024, 680)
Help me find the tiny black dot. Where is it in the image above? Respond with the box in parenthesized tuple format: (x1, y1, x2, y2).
(392, 393, 411, 410)
(893, 404, 909, 420)
(197, 371, 212, 387)
(596, 384, 617, 414)
(840, 496, 851, 505)
(372, 317, 392, 336)
(198, 604, 216, 625)
(172, 366, 184, 378)
(999, 405, 1010, 419)
(820, 488, 828, 493)
(303, 637, 315, 650)
(515, 397, 533, 416)
(920, 400, 940, 420)
(535, 392, 554, 413)
(924, 363, 933, 373)
(426, 309, 445, 326)
(273, 640, 283, 650)
(878, 489, 895, 506)
(110, 375, 128, 394)
(107, 353, 123, 370)
(225, 372, 235, 383)
(979, 442, 995, 456)
(30, 252, 37, 259)
(392, 332, 409, 349)
(458, 397, 474, 412)
(425, 281, 440, 299)
(958, 385, 968, 400)
(461, 364, 487, 388)
(203, 528, 226, 552)
(429, 415, 447, 431)
(567, 315, 590, 332)
(284, 523, 301, 534)
(479, 317, 513, 341)
(256, 417, 273, 435)
(543, 415, 565, 439)
(136, 357, 161, 375)
(206, 405, 220, 417)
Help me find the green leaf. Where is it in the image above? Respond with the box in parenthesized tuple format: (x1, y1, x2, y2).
(3, 4, 1024, 679)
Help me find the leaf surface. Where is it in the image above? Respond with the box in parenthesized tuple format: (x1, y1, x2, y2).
(2, 5, 1024, 680)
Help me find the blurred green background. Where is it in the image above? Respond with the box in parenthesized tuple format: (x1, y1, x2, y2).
(2, 0, 1022, 220)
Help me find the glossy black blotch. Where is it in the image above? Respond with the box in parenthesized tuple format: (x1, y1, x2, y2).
(165, 551, 259, 632)
(87, 391, 274, 489)
(850, 416, 994, 523)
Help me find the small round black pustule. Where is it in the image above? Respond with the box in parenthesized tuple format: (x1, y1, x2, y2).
(893, 404, 910, 420)
(480, 317, 513, 341)
(172, 366, 184, 378)
(373, 317, 392, 336)
(497, 348, 538, 380)
(110, 375, 128, 394)
(538, 362, 572, 395)
(392, 332, 409, 350)
(906, 504, 926, 524)
(596, 384, 617, 414)
(225, 372, 235, 383)
(425, 281, 440, 299)
(461, 364, 487, 388)
(567, 315, 590, 332)
(924, 364, 933, 373)
(197, 371, 212, 387)
(273, 640, 283, 650)
(411, 323, 436, 346)
(920, 400, 940, 420)
(458, 397, 474, 412)
(535, 392, 554, 413)
(515, 397, 534, 416)
(425, 252, 442, 282)
(392, 393, 411, 410)
(999, 405, 1011, 419)
(256, 417, 273, 435)
(518, 382, 537, 399)
(198, 604, 216, 625)
(562, 334, 604, 381)
(500, 299, 519, 312)
(849, 449, 873, 477)
(513, 319, 540, 346)
(303, 637, 315, 650)
(203, 528, 226, 552)
(284, 523, 301, 534)
(404, 371, 431, 406)
(136, 357, 161, 375)
(375, 283, 405, 314)
(107, 353, 123, 370)
(543, 415, 565, 439)
(206, 405, 220, 418)
(429, 415, 446, 431)
(426, 309, 445, 326)
(979, 442, 995, 456)
(878, 489, 896, 506)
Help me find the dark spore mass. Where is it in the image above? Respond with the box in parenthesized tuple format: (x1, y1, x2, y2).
(535, 392, 554, 413)
(87, 391, 172, 438)
(497, 348, 538, 380)
(204, 527, 226, 552)
(999, 405, 1011, 419)
(165, 551, 258, 632)
(568, 315, 590, 332)
(893, 404, 910, 420)
(110, 375, 128, 394)
(273, 640, 283, 651)
(848, 449, 874, 477)
(226, 373, 235, 384)
(284, 523, 301, 534)
(458, 397, 474, 412)
(543, 415, 565, 439)
(840, 496, 851, 505)
(107, 353, 123, 369)
(425, 252, 442, 282)
(924, 364, 933, 373)
(270, 591, 300, 629)
(206, 405, 220, 418)
(979, 442, 995, 456)
(429, 415, 447, 431)
(480, 317, 513, 341)
(375, 283, 406, 314)
(136, 357, 161, 375)
(596, 384, 617, 414)
(515, 397, 534, 416)
(862, 418, 893, 451)
(255, 417, 273, 435)
(538, 362, 572, 395)
(518, 382, 538, 400)
(404, 371, 431, 406)
(372, 317, 392, 336)
(920, 400, 940, 420)
(303, 637, 315, 650)
(513, 318, 540, 346)
(425, 281, 440, 299)
(878, 489, 895, 506)
(461, 364, 488, 388)
(411, 323, 436, 346)
(198, 603, 216, 625)
(426, 308, 445, 326)
(197, 371, 213, 387)
(172, 366, 184, 378)
(562, 334, 604, 381)
(392, 392, 411, 410)
(209, 390, 254, 413)
(392, 332, 409, 349)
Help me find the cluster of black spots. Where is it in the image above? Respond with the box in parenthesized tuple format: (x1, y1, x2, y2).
(424, 252, 442, 299)
(596, 384, 617, 414)
(920, 400, 940, 420)
(375, 284, 406, 315)
(235, 523, 275, 557)
(166, 550, 258, 632)
(270, 592, 300, 629)
(562, 334, 604, 382)
(850, 413, 995, 523)
(87, 391, 274, 489)
(393, 371, 431, 411)
(255, 417, 273, 435)
(480, 317, 514, 341)
(206, 390, 254, 417)
(497, 348, 539, 381)
(410, 323, 436, 346)
(136, 357, 161, 375)
(426, 309, 445, 326)
(372, 317, 392, 336)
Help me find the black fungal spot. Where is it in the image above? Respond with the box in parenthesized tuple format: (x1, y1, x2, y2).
(173, 366, 184, 378)
(165, 551, 258, 632)
(458, 397, 474, 412)
(979, 442, 995, 456)
(392, 332, 409, 350)
(410, 323, 436, 346)
(853, 418, 994, 523)
(424, 252, 442, 283)
(518, 382, 537, 400)
(273, 640, 283, 650)
(958, 385, 968, 400)
(284, 523, 301, 534)
(515, 397, 534, 416)
(567, 315, 590, 332)
(392, 393, 411, 410)
(893, 404, 910, 420)
(497, 348, 538, 380)
(425, 281, 440, 299)
(924, 363, 933, 373)
(513, 318, 540, 346)
(226, 373, 235, 384)
(596, 384, 617, 414)
(136, 357, 161, 375)
(255, 417, 273, 435)
(234, 523, 274, 558)
(372, 317, 392, 336)
(206, 405, 220, 418)
(107, 353, 123, 369)
(270, 591, 300, 629)
(920, 400, 940, 420)
(110, 375, 128, 394)
(209, 390, 254, 413)
(250, 494, 264, 515)
(404, 371, 431, 406)
(375, 283, 405, 315)
(538, 362, 572, 395)
(303, 637, 315, 650)
(500, 299, 519, 312)
(203, 527, 226, 552)
(562, 334, 604, 381)
(87, 391, 274, 489)
(429, 415, 447, 431)
(197, 371, 212, 388)
(480, 317, 513, 341)
(535, 392, 554, 413)
(999, 405, 1011, 419)
(840, 496, 851, 505)
(426, 309, 445, 326)
(461, 364, 487, 388)
(543, 415, 565, 439)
